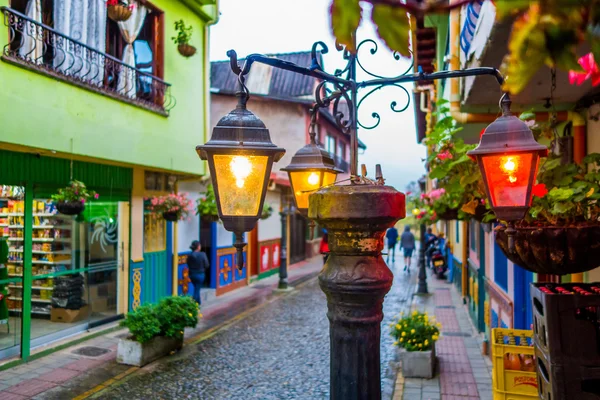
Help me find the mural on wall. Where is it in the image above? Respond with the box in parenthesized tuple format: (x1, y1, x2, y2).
(216, 247, 247, 295)
(258, 239, 281, 275)
(91, 209, 118, 253)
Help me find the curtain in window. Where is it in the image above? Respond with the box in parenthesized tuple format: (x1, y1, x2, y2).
(117, 2, 147, 98)
(53, 0, 107, 85)
(19, 0, 44, 64)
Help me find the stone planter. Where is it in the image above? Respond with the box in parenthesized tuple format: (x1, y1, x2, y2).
(398, 345, 436, 379)
(117, 335, 183, 367)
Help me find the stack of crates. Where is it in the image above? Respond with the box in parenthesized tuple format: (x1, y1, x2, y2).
(531, 283, 600, 399)
(491, 328, 538, 400)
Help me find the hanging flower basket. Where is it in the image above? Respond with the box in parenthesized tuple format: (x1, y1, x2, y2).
(437, 208, 459, 221)
(201, 214, 219, 223)
(162, 212, 179, 222)
(107, 5, 133, 22)
(260, 203, 274, 220)
(56, 201, 85, 216)
(495, 224, 600, 275)
(177, 44, 197, 58)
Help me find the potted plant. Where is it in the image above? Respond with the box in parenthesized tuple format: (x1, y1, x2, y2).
(424, 101, 495, 223)
(117, 296, 200, 367)
(107, 0, 134, 22)
(391, 311, 441, 379)
(260, 203, 274, 220)
(172, 20, 196, 57)
(51, 180, 99, 215)
(196, 184, 219, 223)
(147, 193, 193, 222)
(495, 151, 600, 275)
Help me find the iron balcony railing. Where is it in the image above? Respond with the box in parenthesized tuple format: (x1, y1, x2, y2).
(1, 7, 175, 115)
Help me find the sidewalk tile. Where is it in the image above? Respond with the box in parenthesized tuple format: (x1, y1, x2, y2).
(4, 379, 57, 397)
(0, 391, 28, 400)
(37, 368, 81, 384)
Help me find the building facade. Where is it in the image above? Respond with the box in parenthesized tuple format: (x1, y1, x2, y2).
(413, 0, 599, 349)
(0, 0, 218, 362)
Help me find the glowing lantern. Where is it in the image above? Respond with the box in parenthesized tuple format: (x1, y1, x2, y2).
(197, 89, 285, 269)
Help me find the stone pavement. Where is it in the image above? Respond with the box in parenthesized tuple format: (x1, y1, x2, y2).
(0, 257, 324, 400)
(392, 269, 493, 400)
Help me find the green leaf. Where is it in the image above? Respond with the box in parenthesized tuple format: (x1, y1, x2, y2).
(542, 157, 562, 172)
(494, 0, 531, 19)
(548, 187, 574, 201)
(552, 202, 574, 215)
(519, 110, 536, 121)
(371, 4, 410, 57)
(330, 0, 362, 52)
(529, 205, 544, 218)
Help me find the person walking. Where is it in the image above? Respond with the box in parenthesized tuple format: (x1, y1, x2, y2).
(385, 226, 399, 263)
(424, 228, 438, 269)
(187, 240, 209, 305)
(399, 226, 415, 272)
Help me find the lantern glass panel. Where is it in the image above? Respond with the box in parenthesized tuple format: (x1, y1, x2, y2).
(481, 153, 538, 208)
(213, 154, 269, 216)
(290, 171, 324, 210)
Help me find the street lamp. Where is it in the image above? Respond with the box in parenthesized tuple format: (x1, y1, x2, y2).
(417, 176, 428, 294)
(282, 110, 342, 216)
(196, 80, 285, 270)
(467, 94, 547, 249)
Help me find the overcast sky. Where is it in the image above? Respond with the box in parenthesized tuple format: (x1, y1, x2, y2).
(209, 0, 426, 192)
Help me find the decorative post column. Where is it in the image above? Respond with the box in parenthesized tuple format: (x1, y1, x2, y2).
(277, 200, 290, 291)
(310, 184, 405, 400)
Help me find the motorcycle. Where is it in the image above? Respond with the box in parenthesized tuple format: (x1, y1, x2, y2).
(427, 238, 447, 279)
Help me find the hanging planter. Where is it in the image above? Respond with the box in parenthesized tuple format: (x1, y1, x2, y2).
(107, 0, 134, 22)
(437, 207, 459, 221)
(260, 203, 274, 220)
(196, 184, 219, 223)
(495, 224, 600, 275)
(147, 193, 193, 223)
(172, 20, 196, 58)
(52, 181, 99, 216)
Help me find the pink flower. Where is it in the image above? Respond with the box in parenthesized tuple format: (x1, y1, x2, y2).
(94, 193, 99, 199)
(81, 198, 86, 203)
(437, 151, 453, 161)
(569, 53, 600, 87)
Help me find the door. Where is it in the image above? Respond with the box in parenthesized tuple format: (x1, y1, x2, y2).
(117, 202, 129, 315)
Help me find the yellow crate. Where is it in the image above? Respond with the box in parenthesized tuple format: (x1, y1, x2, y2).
(491, 328, 538, 400)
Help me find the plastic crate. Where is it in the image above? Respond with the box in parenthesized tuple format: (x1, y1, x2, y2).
(531, 282, 600, 365)
(536, 347, 600, 400)
(491, 328, 538, 400)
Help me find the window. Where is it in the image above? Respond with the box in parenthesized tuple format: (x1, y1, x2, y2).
(337, 142, 346, 160)
(144, 213, 165, 252)
(144, 172, 176, 191)
(106, 3, 164, 95)
(326, 134, 336, 155)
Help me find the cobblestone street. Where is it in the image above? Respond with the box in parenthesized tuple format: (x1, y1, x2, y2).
(88, 260, 416, 400)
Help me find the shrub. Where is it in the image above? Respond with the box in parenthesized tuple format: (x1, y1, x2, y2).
(120, 304, 161, 343)
(155, 296, 200, 339)
(390, 311, 441, 352)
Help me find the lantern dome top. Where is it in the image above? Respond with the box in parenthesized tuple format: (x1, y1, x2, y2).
(281, 142, 343, 173)
(467, 94, 548, 159)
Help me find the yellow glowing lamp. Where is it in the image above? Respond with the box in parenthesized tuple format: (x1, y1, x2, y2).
(197, 90, 285, 269)
(468, 94, 547, 222)
(281, 129, 342, 216)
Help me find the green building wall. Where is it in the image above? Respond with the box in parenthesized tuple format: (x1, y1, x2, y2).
(0, 0, 216, 176)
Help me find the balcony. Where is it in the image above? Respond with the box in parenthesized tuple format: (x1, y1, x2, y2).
(1, 7, 175, 115)
(334, 155, 350, 174)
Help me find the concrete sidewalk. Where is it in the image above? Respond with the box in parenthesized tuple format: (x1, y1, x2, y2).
(392, 271, 493, 400)
(0, 258, 323, 400)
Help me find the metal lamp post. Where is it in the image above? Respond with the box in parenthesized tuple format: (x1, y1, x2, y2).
(417, 176, 428, 294)
(467, 94, 548, 250)
(200, 39, 509, 399)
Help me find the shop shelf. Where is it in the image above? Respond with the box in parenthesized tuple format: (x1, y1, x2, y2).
(8, 225, 71, 229)
(9, 259, 72, 265)
(9, 249, 70, 254)
(8, 297, 51, 303)
(9, 308, 50, 315)
(491, 328, 538, 400)
(8, 285, 53, 290)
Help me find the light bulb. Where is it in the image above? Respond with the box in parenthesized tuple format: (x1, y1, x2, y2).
(307, 172, 319, 186)
(503, 157, 516, 172)
(230, 156, 252, 188)
(509, 175, 517, 183)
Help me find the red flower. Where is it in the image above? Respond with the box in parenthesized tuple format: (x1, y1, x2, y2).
(437, 150, 453, 161)
(569, 53, 600, 87)
(532, 183, 548, 198)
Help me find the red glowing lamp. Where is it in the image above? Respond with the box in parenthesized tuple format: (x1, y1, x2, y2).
(467, 94, 548, 222)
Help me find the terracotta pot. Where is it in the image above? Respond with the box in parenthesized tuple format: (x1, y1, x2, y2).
(56, 201, 85, 216)
(178, 44, 197, 58)
(162, 211, 179, 222)
(108, 5, 132, 22)
(495, 224, 600, 275)
(437, 208, 459, 221)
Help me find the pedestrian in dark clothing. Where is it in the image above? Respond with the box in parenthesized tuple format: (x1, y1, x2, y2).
(187, 240, 209, 305)
(385, 226, 399, 263)
(424, 228, 438, 269)
(399, 226, 416, 272)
